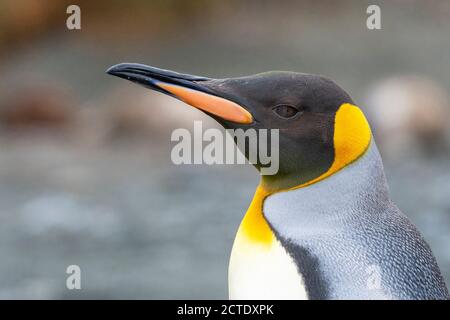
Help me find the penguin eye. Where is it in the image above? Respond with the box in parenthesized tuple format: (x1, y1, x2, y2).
(272, 104, 300, 119)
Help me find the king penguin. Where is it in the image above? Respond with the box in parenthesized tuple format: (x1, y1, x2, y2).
(107, 63, 449, 300)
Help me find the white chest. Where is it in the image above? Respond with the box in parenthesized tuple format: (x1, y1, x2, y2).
(228, 231, 308, 300)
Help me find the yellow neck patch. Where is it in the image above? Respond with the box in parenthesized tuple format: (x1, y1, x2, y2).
(236, 103, 372, 245)
(238, 186, 274, 247)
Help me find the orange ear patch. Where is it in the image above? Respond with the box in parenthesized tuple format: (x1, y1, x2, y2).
(293, 103, 372, 189)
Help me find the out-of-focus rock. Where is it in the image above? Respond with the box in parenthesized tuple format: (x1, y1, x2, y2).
(0, 0, 67, 55)
(0, 85, 76, 130)
(365, 75, 450, 159)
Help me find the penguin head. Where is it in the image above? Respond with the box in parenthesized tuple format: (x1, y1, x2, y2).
(107, 64, 371, 192)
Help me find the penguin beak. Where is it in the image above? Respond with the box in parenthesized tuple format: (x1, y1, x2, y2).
(106, 63, 253, 125)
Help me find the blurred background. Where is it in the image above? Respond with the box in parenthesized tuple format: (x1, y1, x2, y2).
(0, 0, 449, 299)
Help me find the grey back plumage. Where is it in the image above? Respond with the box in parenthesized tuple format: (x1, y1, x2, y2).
(264, 141, 449, 299)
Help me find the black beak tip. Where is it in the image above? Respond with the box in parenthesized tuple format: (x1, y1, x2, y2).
(106, 63, 143, 83)
(106, 63, 127, 76)
(106, 66, 115, 75)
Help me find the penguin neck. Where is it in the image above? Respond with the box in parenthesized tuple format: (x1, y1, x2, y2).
(264, 141, 392, 231)
(237, 140, 390, 246)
